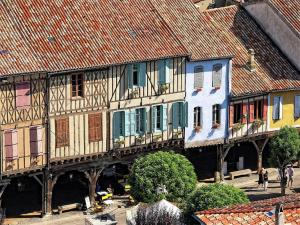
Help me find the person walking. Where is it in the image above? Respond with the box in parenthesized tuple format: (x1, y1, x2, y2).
(263, 170, 269, 191)
(287, 166, 294, 188)
(258, 169, 264, 189)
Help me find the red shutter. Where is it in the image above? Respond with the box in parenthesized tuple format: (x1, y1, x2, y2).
(5, 130, 18, 160)
(16, 82, 30, 108)
(88, 113, 102, 142)
(249, 101, 255, 123)
(242, 102, 248, 124)
(229, 104, 234, 127)
(56, 118, 69, 148)
(263, 98, 268, 120)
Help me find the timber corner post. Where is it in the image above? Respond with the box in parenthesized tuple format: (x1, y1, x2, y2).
(44, 173, 61, 215)
(84, 167, 103, 207)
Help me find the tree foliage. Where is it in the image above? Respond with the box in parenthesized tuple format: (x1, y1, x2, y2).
(129, 151, 197, 203)
(269, 126, 300, 168)
(184, 183, 249, 213)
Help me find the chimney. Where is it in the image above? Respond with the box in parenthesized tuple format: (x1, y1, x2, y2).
(247, 48, 256, 72)
(275, 203, 284, 225)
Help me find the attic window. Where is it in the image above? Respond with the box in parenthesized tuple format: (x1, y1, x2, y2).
(47, 36, 55, 43)
(0, 50, 9, 55)
(129, 30, 137, 38)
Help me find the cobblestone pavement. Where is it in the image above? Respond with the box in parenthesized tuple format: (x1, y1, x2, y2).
(4, 168, 300, 225)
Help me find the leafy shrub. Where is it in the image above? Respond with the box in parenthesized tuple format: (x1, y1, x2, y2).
(185, 183, 249, 213)
(129, 151, 197, 203)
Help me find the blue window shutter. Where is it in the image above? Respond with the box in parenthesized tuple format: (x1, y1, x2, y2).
(113, 112, 120, 139)
(124, 110, 131, 136)
(165, 59, 170, 83)
(162, 104, 168, 131)
(142, 108, 147, 133)
(130, 110, 136, 135)
(151, 106, 157, 132)
(139, 63, 146, 87)
(158, 60, 166, 84)
(172, 103, 179, 129)
(127, 64, 133, 89)
(184, 102, 189, 127)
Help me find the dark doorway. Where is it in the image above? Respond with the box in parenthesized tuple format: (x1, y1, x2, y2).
(186, 146, 218, 180)
(52, 171, 89, 209)
(2, 176, 42, 217)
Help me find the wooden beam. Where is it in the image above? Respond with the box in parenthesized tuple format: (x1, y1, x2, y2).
(32, 175, 43, 187)
(0, 184, 8, 198)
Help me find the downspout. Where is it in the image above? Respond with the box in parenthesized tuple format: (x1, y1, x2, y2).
(225, 59, 232, 144)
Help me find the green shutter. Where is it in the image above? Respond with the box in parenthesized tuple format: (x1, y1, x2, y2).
(184, 102, 189, 127)
(172, 103, 179, 129)
(158, 60, 166, 84)
(162, 104, 168, 131)
(165, 59, 170, 83)
(130, 110, 136, 135)
(113, 112, 120, 139)
(151, 106, 157, 132)
(124, 110, 131, 136)
(139, 63, 146, 87)
(127, 64, 133, 89)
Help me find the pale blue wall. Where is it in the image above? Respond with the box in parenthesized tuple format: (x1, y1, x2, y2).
(185, 59, 231, 147)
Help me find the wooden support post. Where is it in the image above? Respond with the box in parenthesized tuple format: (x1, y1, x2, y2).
(251, 138, 269, 172)
(219, 145, 233, 181)
(84, 168, 103, 207)
(44, 173, 61, 215)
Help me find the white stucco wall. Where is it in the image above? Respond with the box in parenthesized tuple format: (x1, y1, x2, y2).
(245, 3, 300, 71)
(185, 59, 231, 148)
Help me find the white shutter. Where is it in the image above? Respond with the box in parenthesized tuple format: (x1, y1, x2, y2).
(194, 66, 204, 89)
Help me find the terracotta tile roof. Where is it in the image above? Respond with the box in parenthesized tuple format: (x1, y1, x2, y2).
(0, 3, 43, 75)
(195, 193, 300, 225)
(0, 0, 188, 76)
(149, 0, 233, 61)
(204, 6, 300, 97)
(268, 0, 300, 35)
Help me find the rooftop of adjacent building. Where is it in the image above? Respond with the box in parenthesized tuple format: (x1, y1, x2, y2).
(195, 193, 300, 224)
(203, 5, 300, 97)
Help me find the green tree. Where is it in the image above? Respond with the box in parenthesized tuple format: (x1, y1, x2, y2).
(129, 151, 197, 203)
(184, 183, 249, 214)
(269, 126, 300, 195)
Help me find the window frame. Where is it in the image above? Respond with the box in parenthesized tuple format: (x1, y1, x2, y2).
(135, 108, 145, 134)
(212, 64, 222, 88)
(253, 100, 263, 120)
(71, 73, 84, 98)
(156, 105, 161, 130)
(233, 103, 242, 123)
(55, 118, 69, 148)
(88, 113, 102, 143)
(15, 82, 31, 109)
(273, 96, 282, 120)
(193, 107, 202, 128)
(212, 104, 221, 126)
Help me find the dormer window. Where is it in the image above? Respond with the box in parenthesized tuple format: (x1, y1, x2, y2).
(71, 74, 84, 98)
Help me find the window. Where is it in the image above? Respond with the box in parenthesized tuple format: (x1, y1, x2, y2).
(295, 96, 300, 118)
(193, 107, 201, 127)
(16, 82, 30, 109)
(89, 113, 102, 142)
(152, 105, 168, 132)
(212, 104, 221, 125)
(158, 59, 170, 84)
(234, 103, 242, 123)
(113, 111, 125, 139)
(71, 74, 84, 97)
(4, 130, 18, 160)
(254, 100, 263, 119)
(128, 63, 146, 88)
(194, 66, 204, 89)
(156, 106, 161, 130)
(212, 64, 222, 88)
(55, 118, 69, 148)
(30, 126, 43, 156)
(273, 96, 282, 120)
(135, 108, 145, 133)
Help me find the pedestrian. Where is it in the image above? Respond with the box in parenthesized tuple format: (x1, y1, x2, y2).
(258, 169, 264, 189)
(287, 165, 294, 188)
(263, 170, 268, 191)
